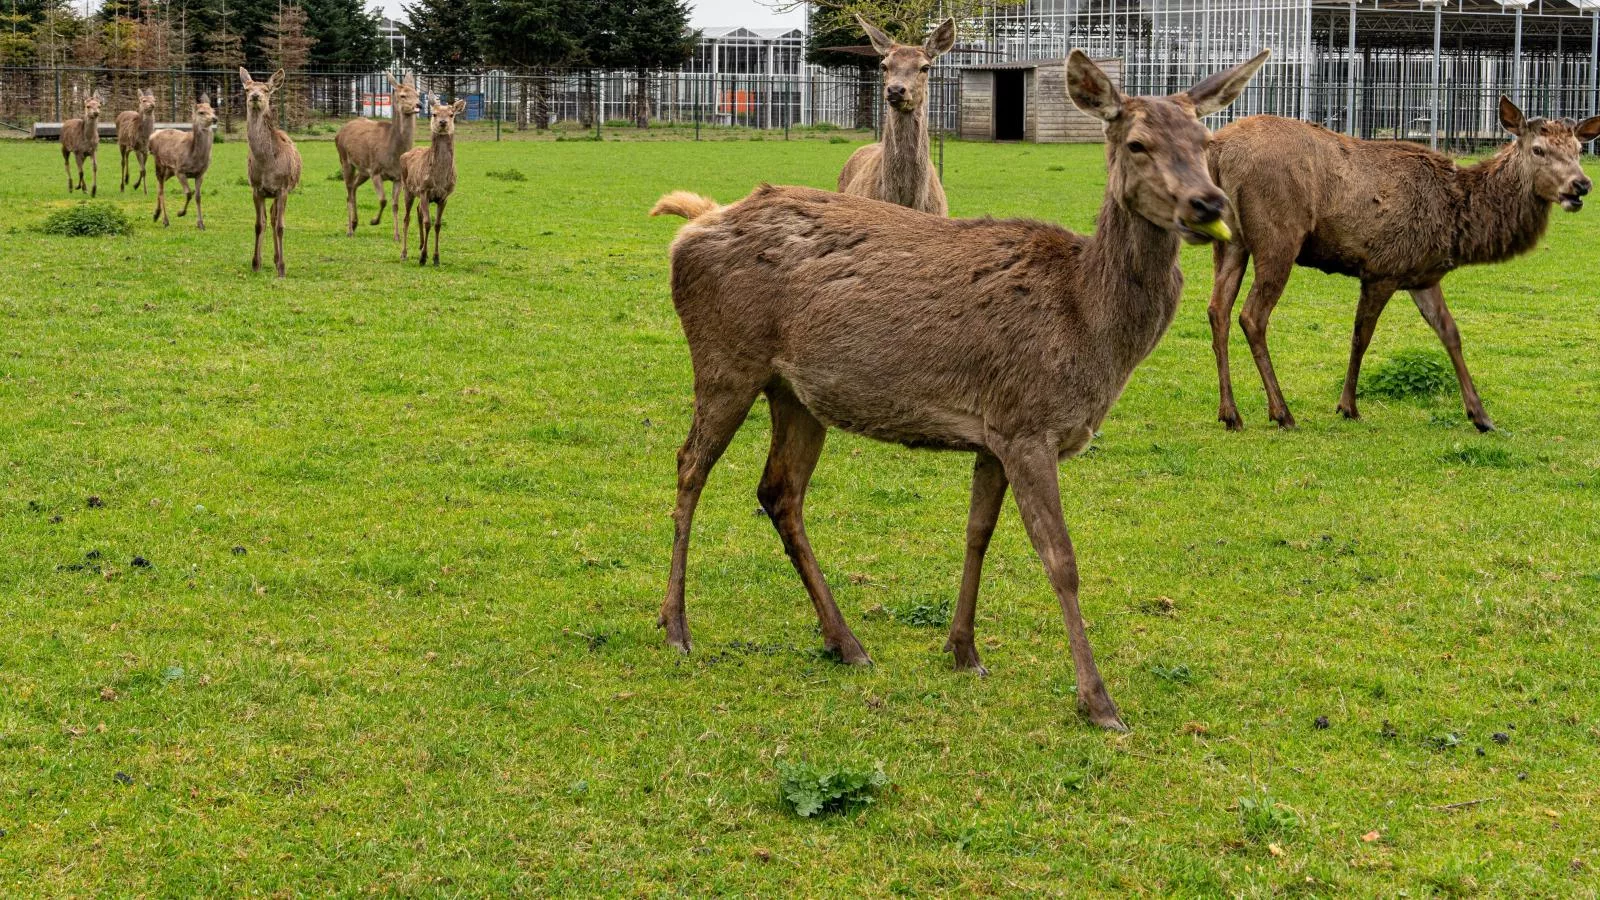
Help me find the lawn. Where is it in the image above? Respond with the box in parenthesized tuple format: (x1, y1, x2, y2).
(2, 129, 1599, 895)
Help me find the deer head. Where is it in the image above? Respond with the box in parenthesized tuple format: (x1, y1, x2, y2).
(430, 99, 466, 137)
(1068, 49, 1268, 244)
(239, 67, 285, 118)
(386, 72, 421, 117)
(1499, 97, 1600, 212)
(858, 16, 955, 114)
(193, 94, 217, 131)
(138, 88, 156, 115)
(83, 94, 103, 121)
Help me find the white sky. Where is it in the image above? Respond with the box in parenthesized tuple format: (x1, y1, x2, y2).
(374, 0, 803, 28)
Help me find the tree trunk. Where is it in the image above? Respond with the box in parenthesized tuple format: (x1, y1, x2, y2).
(854, 69, 874, 131)
(634, 69, 650, 128)
(579, 73, 592, 128)
(533, 74, 549, 131)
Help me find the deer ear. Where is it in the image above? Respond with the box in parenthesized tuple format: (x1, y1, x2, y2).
(1181, 49, 1269, 118)
(452, 98, 467, 115)
(386, 71, 400, 89)
(268, 69, 286, 92)
(1499, 95, 1525, 135)
(239, 67, 254, 87)
(923, 18, 956, 59)
(1065, 50, 1123, 122)
(199, 93, 210, 106)
(1575, 115, 1600, 143)
(856, 15, 895, 56)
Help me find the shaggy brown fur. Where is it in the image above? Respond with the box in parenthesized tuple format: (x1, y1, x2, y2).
(116, 89, 156, 193)
(1207, 99, 1600, 432)
(335, 72, 421, 240)
(651, 50, 1267, 732)
(400, 99, 465, 266)
(60, 95, 103, 197)
(835, 17, 955, 215)
(149, 96, 218, 229)
(241, 68, 304, 278)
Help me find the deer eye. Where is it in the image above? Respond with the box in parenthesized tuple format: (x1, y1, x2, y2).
(920, 64, 931, 73)
(1533, 145, 1546, 157)
(1127, 140, 1148, 154)
(880, 63, 888, 72)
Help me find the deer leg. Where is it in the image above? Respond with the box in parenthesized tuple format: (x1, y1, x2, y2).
(390, 181, 403, 244)
(1411, 283, 1493, 432)
(997, 438, 1125, 732)
(137, 149, 147, 193)
(89, 151, 96, 197)
(344, 166, 362, 236)
(757, 385, 869, 665)
(416, 200, 430, 267)
(252, 193, 265, 272)
(660, 377, 763, 653)
(176, 173, 192, 217)
(401, 192, 414, 260)
(1336, 280, 1397, 421)
(74, 153, 85, 192)
(121, 147, 129, 191)
(431, 198, 445, 266)
(370, 175, 387, 226)
(945, 451, 1007, 675)
(272, 194, 287, 278)
(1209, 240, 1250, 430)
(63, 150, 72, 192)
(1238, 251, 1297, 428)
(193, 174, 205, 231)
(153, 174, 165, 224)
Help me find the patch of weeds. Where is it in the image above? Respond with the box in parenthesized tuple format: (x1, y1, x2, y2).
(829, 136, 849, 144)
(1149, 663, 1195, 685)
(1422, 858, 1483, 898)
(1360, 348, 1452, 400)
(1441, 442, 1516, 469)
(326, 170, 344, 181)
(40, 203, 131, 237)
(776, 759, 889, 818)
(1423, 731, 1464, 752)
(485, 168, 527, 182)
(1237, 792, 1300, 840)
(234, 175, 250, 187)
(1046, 164, 1066, 171)
(886, 597, 951, 628)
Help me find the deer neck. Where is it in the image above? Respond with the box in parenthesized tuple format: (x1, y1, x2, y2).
(140, 105, 155, 139)
(1080, 189, 1185, 373)
(247, 107, 278, 162)
(1453, 147, 1550, 266)
(429, 131, 455, 180)
(391, 107, 416, 156)
(189, 116, 214, 168)
(878, 104, 931, 208)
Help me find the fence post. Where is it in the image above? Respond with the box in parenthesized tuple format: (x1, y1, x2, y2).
(694, 74, 700, 141)
(171, 70, 179, 121)
(496, 73, 502, 141)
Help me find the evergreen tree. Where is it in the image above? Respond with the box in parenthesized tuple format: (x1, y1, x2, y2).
(400, 0, 478, 97)
(260, 1, 313, 125)
(577, 0, 695, 127)
(806, 4, 877, 129)
(474, 0, 579, 129)
(301, 0, 384, 69)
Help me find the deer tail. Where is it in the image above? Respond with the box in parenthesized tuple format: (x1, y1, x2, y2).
(650, 191, 720, 220)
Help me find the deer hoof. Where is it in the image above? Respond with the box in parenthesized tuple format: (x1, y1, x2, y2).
(1078, 698, 1129, 733)
(1219, 411, 1244, 432)
(1336, 403, 1360, 420)
(1472, 417, 1496, 433)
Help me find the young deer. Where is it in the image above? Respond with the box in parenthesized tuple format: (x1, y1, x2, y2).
(650, 50, 1267, 732)
(117, 88, 157, 193)
(61, 94, 103, 197)
(335, 72, 422, 240)
(399, 99, 464, 266)
(240, 68, 303, 278)
(836, 16, 956, 215)
(1207, 99, 1600, 432)
(149, 95, 218, 229)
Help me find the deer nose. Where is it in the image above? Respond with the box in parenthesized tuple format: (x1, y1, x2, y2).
(885, 85, 906, 102)
(1575, 178, 1592, 196)
(1189, 195, 1225, 223)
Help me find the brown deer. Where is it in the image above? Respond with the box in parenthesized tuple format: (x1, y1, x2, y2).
(335, 72, 422, 240)
(836, 16, 956, 215)
(649, 50, 1268, 732)
(1207, 99, 1600, 432)
(117, 88, 157, 193)
(399, 99, 464, 267)
(149, 96, 218, 230)
(60, 94, 103, 197)
(240, 68, 303, 278)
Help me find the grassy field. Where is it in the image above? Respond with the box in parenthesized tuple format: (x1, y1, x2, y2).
(2, 130, 1599, 896)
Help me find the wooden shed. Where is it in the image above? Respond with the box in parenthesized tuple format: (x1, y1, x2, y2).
(958, 58, 1123, 143)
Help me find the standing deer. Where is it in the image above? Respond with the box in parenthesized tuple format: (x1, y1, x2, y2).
(60, 94, 103, 197)
(399, 99, 465, 267)
(1207, 99, 1600, 432)
(836, 16, 956, 215)
(649, 50, 1267, 732)
(240, 68, 303, 278)
(335, 72, 422, 239)
(149, 95, 218, 229)
(117, 88, 157, 193)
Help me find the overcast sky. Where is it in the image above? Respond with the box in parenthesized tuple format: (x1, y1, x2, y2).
(375, 0, 803, 28)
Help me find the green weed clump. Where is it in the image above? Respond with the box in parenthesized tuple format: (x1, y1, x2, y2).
(777, 760, 889, 818)
(485, 168, 528, 182)
(1360, 348, 1452, 399)
(888, 597, 952, 628)
(1237, 793, 1300, 840)
(39, 202, 132, 237)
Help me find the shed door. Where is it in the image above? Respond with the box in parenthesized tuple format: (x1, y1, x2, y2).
(994, 70, 1026, 141)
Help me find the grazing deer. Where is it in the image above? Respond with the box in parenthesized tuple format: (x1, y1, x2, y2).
(61, 94, 103, 197)
(836, 16, 956, 215)
(1207, 99, 1600, 432)
(335, 72, 421, 240)
(117, 88, 157, 194)
(399, 99, 464, 266)
(149, 95, 218, 230)
(240, 68, 303, 278)
(649, 50, 1267, 732)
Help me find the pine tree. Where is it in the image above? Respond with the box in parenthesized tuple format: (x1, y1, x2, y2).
(807, 4, 878, 129)
(475, 0, 578, 130)
(260, 1, 313, 126)
(400, 0, 478, 98)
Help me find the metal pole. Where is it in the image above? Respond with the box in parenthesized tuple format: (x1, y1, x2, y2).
(1346, 0, 1357, 135)
(1591, 10, 1599, 120)
(1431, 3, 1441, 150)
(1514, 7, 1523, 105)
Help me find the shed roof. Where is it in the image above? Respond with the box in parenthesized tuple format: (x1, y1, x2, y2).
(959, 57, 1070, 71)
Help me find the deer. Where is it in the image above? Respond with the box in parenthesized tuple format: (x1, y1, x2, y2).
(335, 72, 422, 240)
(836, 16, 956, 215)
(148, 95, 218, 230)
(60, 94, 103, 197)
(117, 88, 157, 194)
(240, 68, 303, 278)
(1207, 98, 1600, 432)
(399, 99, 465, 267)
(648, 50, 1268, 732)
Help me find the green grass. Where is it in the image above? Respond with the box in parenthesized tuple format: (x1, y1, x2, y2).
(2, 133, 1600, 894)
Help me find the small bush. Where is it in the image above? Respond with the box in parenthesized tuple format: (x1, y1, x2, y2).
(829, 136, 850, 145)
(40, 202, 132, 237)
(1441, 443, 1516, 469)
(777, 760, 889, 818)
(1360, 348, 1452, 400)
(327, 169, 345, 181)
(1237, 793, 1300, 839)
(1149, 663, 1195, 685)
(887, 597, 951, 628)
(485, 168, 527, 182)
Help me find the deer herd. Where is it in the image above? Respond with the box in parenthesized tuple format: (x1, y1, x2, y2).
(40, 21, 1600, 730)
(54, 68, 460, 275)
